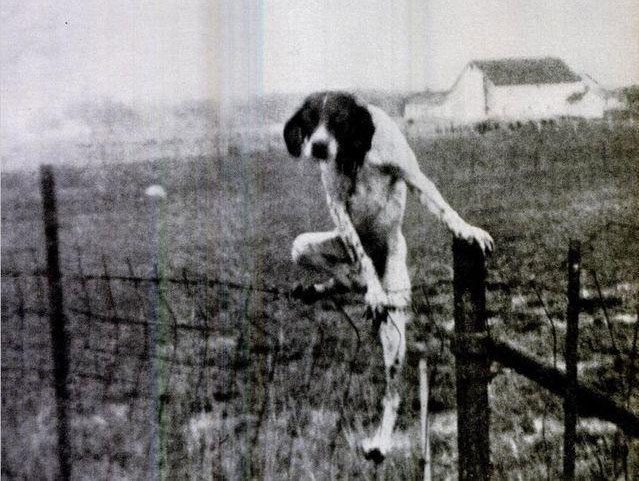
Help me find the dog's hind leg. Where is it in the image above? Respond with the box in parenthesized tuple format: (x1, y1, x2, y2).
(361, 236, 410, 462)
(361, 308, 408, 462)
(291, 230, 362, 301)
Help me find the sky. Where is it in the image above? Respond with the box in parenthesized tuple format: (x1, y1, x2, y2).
(262, 0, 639, 92)
(2, 0, 639, 139)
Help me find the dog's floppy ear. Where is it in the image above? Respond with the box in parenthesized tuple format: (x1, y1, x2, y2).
(349, 104, 375, 155)
(333, 99, 375, 182)
(283, 109, 306, 158)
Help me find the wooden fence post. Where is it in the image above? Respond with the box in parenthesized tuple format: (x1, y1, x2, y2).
(564, 240, 581, 480)
(453, 237, 491, 481)
(40, 165, 71, 481)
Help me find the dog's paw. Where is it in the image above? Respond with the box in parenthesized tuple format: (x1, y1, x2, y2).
(455, 223, 495, 254)
(360, 435, 391, 465)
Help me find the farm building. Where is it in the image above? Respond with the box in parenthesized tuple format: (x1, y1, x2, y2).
(405, 57, 615, 129)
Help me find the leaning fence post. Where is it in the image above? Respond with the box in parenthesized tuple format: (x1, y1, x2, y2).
(40, 165, 71, 481)
(453, 237, 491, 481)
(564, 240, 581, 480)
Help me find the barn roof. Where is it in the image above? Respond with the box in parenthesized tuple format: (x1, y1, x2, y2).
(471, 57, 581, 86)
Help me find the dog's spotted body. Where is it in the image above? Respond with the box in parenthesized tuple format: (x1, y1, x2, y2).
(284, 91, 493, 460)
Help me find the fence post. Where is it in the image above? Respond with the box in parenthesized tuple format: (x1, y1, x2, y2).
(453, 237, 491, 481)
(419, 358, 432, 481)
(145, 184, 167, 480)
(564, 240, 581, 480)
(40, 165, 71, 481)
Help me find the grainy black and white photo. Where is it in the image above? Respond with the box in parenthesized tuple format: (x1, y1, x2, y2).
(2, 1, 639, 479)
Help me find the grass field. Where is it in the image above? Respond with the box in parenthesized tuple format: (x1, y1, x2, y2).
(2, 120, 639, 480)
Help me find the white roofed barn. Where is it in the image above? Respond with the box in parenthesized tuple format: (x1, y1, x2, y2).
(405, 57, 612, 131)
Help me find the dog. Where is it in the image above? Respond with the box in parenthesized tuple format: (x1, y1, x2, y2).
(284, 91, 493, 460)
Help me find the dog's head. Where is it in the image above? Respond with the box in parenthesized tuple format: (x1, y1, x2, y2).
(283, 92, 375, 177)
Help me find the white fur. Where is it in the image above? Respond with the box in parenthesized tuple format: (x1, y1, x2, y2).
(303, 123, 338, 159)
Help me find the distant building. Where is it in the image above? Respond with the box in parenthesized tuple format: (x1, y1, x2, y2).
(405, 57, 615, 130)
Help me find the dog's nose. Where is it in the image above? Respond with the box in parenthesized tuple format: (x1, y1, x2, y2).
(311, 142, 329, 160)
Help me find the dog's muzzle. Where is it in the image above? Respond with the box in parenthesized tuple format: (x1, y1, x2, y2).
(311, 142, 329, 160)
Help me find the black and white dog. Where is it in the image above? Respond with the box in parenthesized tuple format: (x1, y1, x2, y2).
(284, 91, 493, 459)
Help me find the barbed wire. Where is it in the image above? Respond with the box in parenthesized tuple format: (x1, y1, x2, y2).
(4, 257, 636, 389)
(0, 265, 532, 300)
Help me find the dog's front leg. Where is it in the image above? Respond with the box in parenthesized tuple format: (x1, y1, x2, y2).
(407, 171, 494, 252)
(326, 200, 388, 313)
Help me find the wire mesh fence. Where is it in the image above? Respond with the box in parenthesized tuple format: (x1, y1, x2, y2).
(3, 239, 637, 479)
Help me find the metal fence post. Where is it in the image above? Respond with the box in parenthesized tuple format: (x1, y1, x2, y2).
(145, 185, 167, 480)
(453, 237, 491, 481)
(419, 357, 432, 481)
(40, 165, 71, 481)
(564, 240, 581, 480)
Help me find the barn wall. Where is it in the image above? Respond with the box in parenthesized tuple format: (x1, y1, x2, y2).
(566, 90, 607, 118)
(486, 81, 604, 120)
(404, 65, 486, 126)
(430, 65, 486, 123)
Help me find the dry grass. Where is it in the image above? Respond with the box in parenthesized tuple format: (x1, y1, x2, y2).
(2, 120, 638, 479)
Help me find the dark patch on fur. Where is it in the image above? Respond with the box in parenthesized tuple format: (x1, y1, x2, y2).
(363, 447, 385, 465)
(378, 164, 401, 179)
(360, 235, 387, 278)
(326, 93, 375, 188)
(371, 248, 387, 278)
